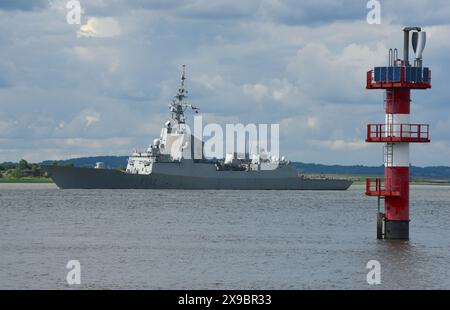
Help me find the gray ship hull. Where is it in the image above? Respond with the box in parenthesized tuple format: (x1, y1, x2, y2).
(43, 165, 352, 190)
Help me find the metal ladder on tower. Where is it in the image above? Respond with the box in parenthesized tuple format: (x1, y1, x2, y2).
(378, 111, 395, 239)
(384, 111, 395, 167)
(384, 142, 394, 167)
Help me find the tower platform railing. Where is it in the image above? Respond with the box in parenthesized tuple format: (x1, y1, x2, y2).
(365, 178, 401, 197)
(366, 123, 430, 143)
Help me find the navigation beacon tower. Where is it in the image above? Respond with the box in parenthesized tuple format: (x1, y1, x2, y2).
(365, 27, 432, 240)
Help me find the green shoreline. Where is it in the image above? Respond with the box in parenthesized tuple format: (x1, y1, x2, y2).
(0, 177, 53, 183)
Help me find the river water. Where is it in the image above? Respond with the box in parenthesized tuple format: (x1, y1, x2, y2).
(0, 184, 449, 289)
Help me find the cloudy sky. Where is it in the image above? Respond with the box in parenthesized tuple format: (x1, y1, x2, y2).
(0, 0, 449, 165)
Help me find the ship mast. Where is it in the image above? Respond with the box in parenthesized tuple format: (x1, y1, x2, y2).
(169, 65, 192, 131)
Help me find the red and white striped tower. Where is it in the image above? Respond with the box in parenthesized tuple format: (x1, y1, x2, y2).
(365, 27, 431, 240)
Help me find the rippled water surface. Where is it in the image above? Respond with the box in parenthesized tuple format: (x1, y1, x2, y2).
(1, 184, 449, 289)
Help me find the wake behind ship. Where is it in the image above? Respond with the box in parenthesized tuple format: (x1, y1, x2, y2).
(44, 67, 352, 190)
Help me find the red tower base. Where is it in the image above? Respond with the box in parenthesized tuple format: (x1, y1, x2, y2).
(384, 220, 409, 240)
(384, 167, 410, 240)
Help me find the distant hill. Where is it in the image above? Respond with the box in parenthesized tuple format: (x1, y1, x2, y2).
(40, 156, 128, 169)
(37, 156, 450, 179)
(292, 162, 450, 179)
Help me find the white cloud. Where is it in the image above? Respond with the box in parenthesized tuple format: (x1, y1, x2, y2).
(77, 17, 122, 38)
(242, 83, 269, 101)
(242, 79, 300, 105)
(286, 40, 386, 103)
(85, 115, 100, 127)
(193, 74, 225, 90)
(69, 46, 121, 74)
(306, 117, 318, 129)
(71, 46, 96, 62)
(269, 79, 290, 101)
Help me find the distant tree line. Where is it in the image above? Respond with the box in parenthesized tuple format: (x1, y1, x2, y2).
(0, 159, 75, 178)
(0, 159, 42, 178)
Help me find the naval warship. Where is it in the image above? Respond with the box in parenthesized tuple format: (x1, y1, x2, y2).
(44, 67, 352, 190)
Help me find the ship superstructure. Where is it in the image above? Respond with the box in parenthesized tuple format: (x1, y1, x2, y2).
(125, 65, 291, 176)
